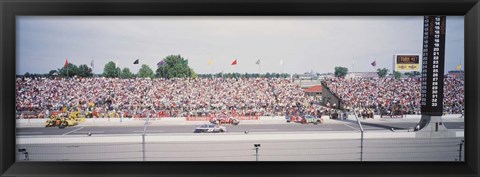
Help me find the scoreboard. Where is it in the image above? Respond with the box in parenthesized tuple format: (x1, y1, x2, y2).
(395, 54, 420, 71)
(421, 16, 446, 116)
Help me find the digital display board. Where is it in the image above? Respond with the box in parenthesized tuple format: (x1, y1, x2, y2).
(395, 55, 420, 71)
(421, 16, 446, 116)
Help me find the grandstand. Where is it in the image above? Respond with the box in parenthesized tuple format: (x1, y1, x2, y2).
(15, 75, 464, 119)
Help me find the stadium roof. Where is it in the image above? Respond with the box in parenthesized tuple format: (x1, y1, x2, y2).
(303, 85, 322, 93)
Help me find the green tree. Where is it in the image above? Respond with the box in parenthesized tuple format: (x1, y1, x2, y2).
(138, 64, 154, 78)
(377, 68, 389, 78)
(103, 61, 119, 78)
(156, 55, 196, 78)
(121, 68, 134, 78)
(116, 67, 121, 77)
(58, 63, 79, 77)
(48, 70, 58, 77)
(394, 71, 402, 79)
(190, 68, 198, 78)
(334, 67, 349, 78)
(405, 71, 421, 77)
(77, 64, 93, 77)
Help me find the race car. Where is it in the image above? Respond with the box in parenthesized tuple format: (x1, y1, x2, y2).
(194, 124, 228, 133)
(209, 115, 240, 125)
(287, 114, 323, 125)
(302, 114, 323, 124)
(286, 114, 304, 123)
(45, 113, 79, 128)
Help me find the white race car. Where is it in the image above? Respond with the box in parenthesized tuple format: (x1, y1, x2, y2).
(194, 124, 228, 133)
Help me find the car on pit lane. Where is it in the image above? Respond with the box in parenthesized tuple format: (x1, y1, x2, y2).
(194, 124, 228, 133)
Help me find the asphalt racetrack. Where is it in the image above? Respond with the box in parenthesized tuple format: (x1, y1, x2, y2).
(16, 118, 465, 161)
(16, 121, 464, 136)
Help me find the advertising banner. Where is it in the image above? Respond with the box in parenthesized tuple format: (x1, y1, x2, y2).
(185, 116, 259, 121)
(185, 117, 210, 121)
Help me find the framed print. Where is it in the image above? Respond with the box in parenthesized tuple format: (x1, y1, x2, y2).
(1, 0, 479, 176)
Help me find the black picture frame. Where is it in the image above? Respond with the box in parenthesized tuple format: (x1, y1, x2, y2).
(1, 0, 479, 176)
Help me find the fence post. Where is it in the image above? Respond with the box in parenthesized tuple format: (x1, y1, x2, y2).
(254, 144, 261, 161)
(18, 148, 29, 161)
(458, 139, 464, 161)
(360, 131, 364, 162)
(142, 117, 149, 161)
(353, 108, 364, 162)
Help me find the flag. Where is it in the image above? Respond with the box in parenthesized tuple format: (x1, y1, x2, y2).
(208, 59, 214, 65)
(64, 59, 69, 68)
(456, 64, 461, 70)
(157, 60, 165, 67)
(90, 59, 94, 68)
(255, 59, 260, 65)
(371, 60, 376, 67)
(231, 59, 237, 65)
(280, 60, 284, 66)
(133, 59, 139, 64)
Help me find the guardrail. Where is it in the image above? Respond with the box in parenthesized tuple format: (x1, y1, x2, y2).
(16, 135, 464, 161)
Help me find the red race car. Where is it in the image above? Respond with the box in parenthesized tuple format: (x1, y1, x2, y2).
(209, 115, 240, 125)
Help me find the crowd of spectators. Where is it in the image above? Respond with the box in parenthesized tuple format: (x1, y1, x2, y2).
(16, 75, 464, 118)
(324, 76, 464, 114)
(16, 77, 321, 118)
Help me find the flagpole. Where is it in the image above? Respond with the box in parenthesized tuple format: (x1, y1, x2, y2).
(280, 59, 283, 74)
(259, 61, 261, 75)
(115, 60, 117, 78)
(352, 57, 355, 73)
(92, 57, 94, 78)
(118, 59, 120, 78)
(460, 59, 463, 71)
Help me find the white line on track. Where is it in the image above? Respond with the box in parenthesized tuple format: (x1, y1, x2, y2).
(248, 129, 278, 131)
(74, 131, 104, 134)
(303, 128, 332, 130)
(16, 132, 44, 135)
(133, 130, 165, 133)
(62, 127, 84, 135)
(343, 123, 360, 131)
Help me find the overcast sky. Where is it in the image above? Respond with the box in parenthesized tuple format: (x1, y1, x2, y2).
(16, 16, 464, 75)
